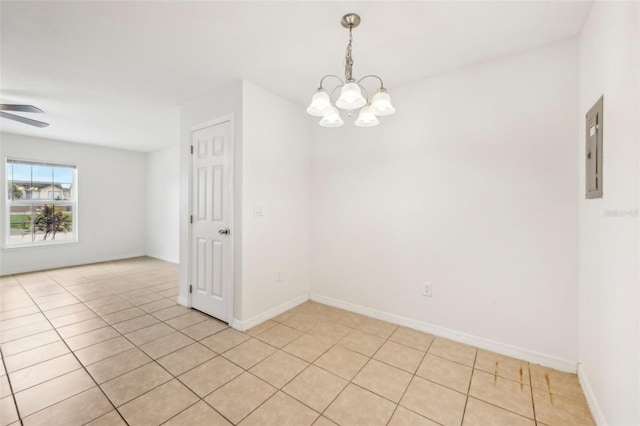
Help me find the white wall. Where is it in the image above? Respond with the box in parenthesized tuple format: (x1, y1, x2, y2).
(146, 145, 180, 263)
(179, 81, 244, 317)
(0, 133, 147, 275)
(240, 81, 311, 325)
(179, 80, 311, 327)
(577, 2, 640, 425)
(310, 40, 579, 369)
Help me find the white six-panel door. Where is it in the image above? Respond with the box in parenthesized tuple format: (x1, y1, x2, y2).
(191, 120, 232, 322)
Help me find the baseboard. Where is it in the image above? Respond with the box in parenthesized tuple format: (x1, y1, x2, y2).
(177, 296, 189, 308)
(577, 363, 607, 425)
(310, 293, 578, 373)
(230, 318, 244, 331)
(231, 293, 309, 331)
(0, 252, 147, 276)
(146, 253, 179, 264)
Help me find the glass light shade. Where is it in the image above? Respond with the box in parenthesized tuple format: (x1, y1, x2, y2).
(370, 90, 395, 116)
(335, 82, 366, 110)
(306, 90, 332, 116)
(319, 107, 344, 127)
(354, 106, 379, 127)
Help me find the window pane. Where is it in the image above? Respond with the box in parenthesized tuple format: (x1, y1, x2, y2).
(8, 163, 31, 182)
(53, 166, 74, 200)
(32, 165, 53, 183)
(9, 205, 31, 242)
(31, 165, 53, 200)
(55, 205, 73, 230)
(7, 163, 30, 201)
(53, 167, 73, 183)
(7, 181, 26, 201)
(15, 204, 74, 243)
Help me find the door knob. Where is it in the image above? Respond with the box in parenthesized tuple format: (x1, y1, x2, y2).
(219, 228, 230, 235)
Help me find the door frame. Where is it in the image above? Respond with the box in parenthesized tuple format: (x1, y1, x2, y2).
(187, 114, 235, 324)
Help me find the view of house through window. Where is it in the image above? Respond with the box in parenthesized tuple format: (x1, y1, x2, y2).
(6, 159, 77, 246)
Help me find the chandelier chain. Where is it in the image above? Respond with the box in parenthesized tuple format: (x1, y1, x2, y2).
(345, 25, 354, 82)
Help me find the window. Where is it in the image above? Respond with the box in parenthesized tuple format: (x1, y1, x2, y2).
(6, 159, 77, 246)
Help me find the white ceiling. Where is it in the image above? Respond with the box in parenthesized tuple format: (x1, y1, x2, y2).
(0, 1, 592, 152)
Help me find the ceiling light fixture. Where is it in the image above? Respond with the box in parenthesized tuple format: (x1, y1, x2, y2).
(307, 13, 395, 128)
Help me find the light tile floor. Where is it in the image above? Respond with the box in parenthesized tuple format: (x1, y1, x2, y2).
(0, 257, 595, 426)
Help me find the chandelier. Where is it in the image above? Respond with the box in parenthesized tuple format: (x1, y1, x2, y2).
(307, 13, 395, 127)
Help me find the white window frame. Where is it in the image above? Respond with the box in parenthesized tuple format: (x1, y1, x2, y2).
(5, 158, 78, 248)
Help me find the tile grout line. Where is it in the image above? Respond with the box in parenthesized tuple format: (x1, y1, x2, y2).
(127, 317, 250, 425)
(0, 344, 24, 426)
(4, 352, 84, 391)
(209, 360, 318, 423)
(327, 325, 537, 423)
(109, 348, 219, 421)
(384, 334, 437, 426)
(276, 314, 494, 424)
(70, 285, 207, 423)
(315, 321, 399, 424)
(58, 268, 184, 404)
(72, 288, 236, 424)
(240, 340, 338, 423)
(276, 314, 439, 423)
(0, 325, 57, 348)
(190, 336, 300, 424)
(529, 363, 538, 423)
(11, 273, 130, 426)
(158, 399, 208, 425)
(192, 318, 360, 425)
(295, 322, 447, 414)
(247, 325, 342, 422)
(460, 346, 479, 425)
(163, 329, 261, 424)
(0, 310, 45, 328)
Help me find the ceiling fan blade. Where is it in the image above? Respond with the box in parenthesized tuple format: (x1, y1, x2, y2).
(0, 111, 49, 128)
(0, 104, 44, 113)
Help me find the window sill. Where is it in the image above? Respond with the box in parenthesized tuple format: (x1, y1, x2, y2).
(3, 239, 79, 250)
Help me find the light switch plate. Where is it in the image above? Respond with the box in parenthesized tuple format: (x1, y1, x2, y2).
(254, 205, 264, 216)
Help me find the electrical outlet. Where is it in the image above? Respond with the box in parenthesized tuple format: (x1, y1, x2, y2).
(423, 282, 432, 297)
(276, 269, 283, 282)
